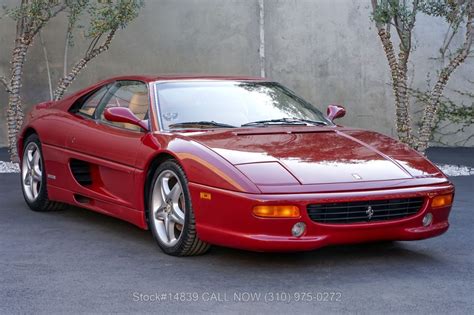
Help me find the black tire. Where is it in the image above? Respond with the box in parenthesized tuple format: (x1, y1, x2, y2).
(20, 134, 64, 212)
(148, 160, 210, 256)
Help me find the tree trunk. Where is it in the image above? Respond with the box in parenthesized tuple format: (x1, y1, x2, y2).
(395, 50, 413, 146)
(376, 28, 413, 146)
(3, 1, 66, 162)
(53, 58, 89, 100)
(39, 30, 53, 101)
(53, 30, 116, 100)
(416, 2, 473, 153)
(0, 76, 11, 93)
(7, 38, 30, 162)
(417, 53, 471, 153)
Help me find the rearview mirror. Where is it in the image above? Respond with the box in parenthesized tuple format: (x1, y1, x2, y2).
(326, 104, 346, 122)
(104, 107, 149, 131)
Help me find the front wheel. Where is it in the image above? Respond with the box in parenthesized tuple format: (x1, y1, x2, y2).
(148, 160, 210, 256)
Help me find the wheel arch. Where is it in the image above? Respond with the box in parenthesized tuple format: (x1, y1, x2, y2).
(18, 127, 39, 160)
(143, 151, 183, 227)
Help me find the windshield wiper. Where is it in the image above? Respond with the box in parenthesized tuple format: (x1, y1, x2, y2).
(292, 118, 329, 126)
(168, 121, 237, 129)
(241, 117, 328, 127)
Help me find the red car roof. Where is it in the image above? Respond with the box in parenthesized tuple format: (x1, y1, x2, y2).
(104, 74, 265, 83)
(52, 74, 266, 110)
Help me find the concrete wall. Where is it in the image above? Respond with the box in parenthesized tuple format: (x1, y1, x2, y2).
(0, 0, 472, 147)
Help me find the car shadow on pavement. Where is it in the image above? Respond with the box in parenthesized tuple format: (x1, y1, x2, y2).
(1, 170, 446, 269)
(44, 203, 440, 267)
(209, 240, 439, 266)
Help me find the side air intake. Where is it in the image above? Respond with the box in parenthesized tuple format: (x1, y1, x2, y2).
(70, 159, 92, 186)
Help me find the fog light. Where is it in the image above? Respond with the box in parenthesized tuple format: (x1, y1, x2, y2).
(253, 205, 300, 218)
(422, 213, 433, 227)
(291, 222, 306, 237)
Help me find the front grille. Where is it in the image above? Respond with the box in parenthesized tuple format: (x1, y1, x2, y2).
(307, 197, 424, 224)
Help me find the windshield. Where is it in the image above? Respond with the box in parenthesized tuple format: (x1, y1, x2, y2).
(155, 81, 330, 129)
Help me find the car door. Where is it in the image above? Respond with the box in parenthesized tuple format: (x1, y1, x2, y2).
(65, 80, 150, 209)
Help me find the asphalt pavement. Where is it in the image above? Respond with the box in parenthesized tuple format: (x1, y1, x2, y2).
(0, 148, 473, 314)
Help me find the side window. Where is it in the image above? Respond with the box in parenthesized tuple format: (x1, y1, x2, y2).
(97, 81, 149, 131)
(76, 85, 110, 117)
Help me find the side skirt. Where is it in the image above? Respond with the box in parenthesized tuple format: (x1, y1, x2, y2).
(48, 185, 148, 229)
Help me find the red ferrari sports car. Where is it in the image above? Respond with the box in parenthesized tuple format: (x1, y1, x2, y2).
(18, 75, 454, 256)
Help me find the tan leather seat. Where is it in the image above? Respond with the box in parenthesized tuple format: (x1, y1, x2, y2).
(129, 92, 149, 120)
(79, 107, 96, 116)
(121, 92, 149, 131)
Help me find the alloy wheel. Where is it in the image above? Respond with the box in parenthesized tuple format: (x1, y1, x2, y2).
(151, 170, 186, 246)
(21, 142, 43, 202)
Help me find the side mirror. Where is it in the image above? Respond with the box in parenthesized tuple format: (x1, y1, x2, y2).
(326, 104, 346, 122)
(104, 107, 149, 131)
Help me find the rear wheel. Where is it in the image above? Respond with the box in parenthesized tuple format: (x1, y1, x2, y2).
(148, 160, 210, 256)
(21, 134, 64, 212)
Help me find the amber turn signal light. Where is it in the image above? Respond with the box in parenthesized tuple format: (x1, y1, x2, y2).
(253, 205, 300, 218)
(431, 193, 453, 208)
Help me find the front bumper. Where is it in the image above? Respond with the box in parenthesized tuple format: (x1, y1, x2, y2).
(189, 182, 454, 252)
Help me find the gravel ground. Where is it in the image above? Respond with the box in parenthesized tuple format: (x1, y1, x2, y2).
(0, 147, 473, 314)
(0, 161, 20, 173)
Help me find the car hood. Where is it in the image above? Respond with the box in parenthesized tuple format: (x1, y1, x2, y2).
(181, 127, 445, 187)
